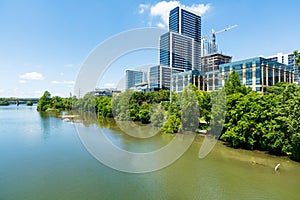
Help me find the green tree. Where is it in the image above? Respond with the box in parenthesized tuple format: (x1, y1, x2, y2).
(51, 96, 63, 110)
(138, 103, 150, 124)
(0, 99, 9, 106)
(224, 71, 241, 95)
(221, 82, 300, 161)
(291, 133, 300, 161)
(294, 50, 300, 70)
(180, 86, 199, 131)
(112, 89, 132, 121)
(162, 100, 181, 133)
(82, 93, 96, 112)
(37, 91, 51, 111)
(224, 71, 250, 95)
(150, 103, 166, 127)
(26, 101, 33, 106)
(95, 96, 112, 118)
(162, 114, 181, 133)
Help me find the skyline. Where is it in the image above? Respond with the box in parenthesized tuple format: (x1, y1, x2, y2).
(0, 0, 300, 98)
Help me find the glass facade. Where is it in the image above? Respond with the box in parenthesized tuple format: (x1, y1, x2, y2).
(181, 10, 201, 42)
(159, 33, 170, 67)
(169, 7, 179, 33)
(125, 70, 144, 89)
(149, 65, 183, 89)
(171, 33, 193, 70)
(219, 57, 294, 92)
(172, 70, 205, 92)
(149, 66, 160, 89)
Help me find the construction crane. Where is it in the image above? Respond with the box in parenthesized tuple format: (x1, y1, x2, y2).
(201, 25, 238, 56)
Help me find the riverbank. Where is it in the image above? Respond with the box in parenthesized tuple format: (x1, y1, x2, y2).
(61, 112, 300, 167)
(36, 82, 300, 162)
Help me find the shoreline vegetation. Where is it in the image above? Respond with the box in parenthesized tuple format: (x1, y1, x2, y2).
(0, 98, 37, 106)
(36, 72, 300, 162)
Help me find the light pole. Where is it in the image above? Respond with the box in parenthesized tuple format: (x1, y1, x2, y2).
(170, 67, 172, 103)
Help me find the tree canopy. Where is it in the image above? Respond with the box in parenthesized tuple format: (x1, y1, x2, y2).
(294, 50, 300, 70)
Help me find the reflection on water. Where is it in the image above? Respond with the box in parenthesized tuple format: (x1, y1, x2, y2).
(39, 111, 62, 139)
(75, 112, 174, 153)
(0, 105, 300, 200)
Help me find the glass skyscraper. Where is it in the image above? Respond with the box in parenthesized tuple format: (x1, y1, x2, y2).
(159, 6, 201, 71)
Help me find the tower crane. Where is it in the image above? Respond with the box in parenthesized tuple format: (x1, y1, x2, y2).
(201, 24, 238, 56)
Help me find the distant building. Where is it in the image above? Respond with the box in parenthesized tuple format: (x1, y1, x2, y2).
(111, 89, 122, 97)
(149, 65, 183, 90)
(218, 57, 294, 92)
(89, 88, 122, 98)
(125, 70, 146, 89)
(89, 89, 112, 97)
(266, 52, 298, 84)
(201, 53, 232, 91)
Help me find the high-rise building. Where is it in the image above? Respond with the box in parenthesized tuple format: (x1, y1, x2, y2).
(169, 7, 201, 40)
(125, 70, 145, 89)
(159, 6, 201, 71)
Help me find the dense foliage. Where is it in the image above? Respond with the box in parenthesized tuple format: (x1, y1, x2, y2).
(0, 99, 9, 106)
(26, 101, 33, 106)
(37, 75, 300, 161)
(37, 91, 73, 111)
(221, 78, 300, 161)
(0, 98, 38, 106)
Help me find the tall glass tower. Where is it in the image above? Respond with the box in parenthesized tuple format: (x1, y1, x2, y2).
(159, 6, 201, 71)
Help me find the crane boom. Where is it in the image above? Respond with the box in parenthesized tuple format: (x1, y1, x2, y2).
(201, 24, 238, 56)
(214, 24, 238, 35)
(201, 25, 238, 39)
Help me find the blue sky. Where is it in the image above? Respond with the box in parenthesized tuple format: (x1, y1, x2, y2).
(0, 0, 299, 97)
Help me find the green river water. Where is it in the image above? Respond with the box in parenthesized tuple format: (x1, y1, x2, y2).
(0, 105, 299, 199)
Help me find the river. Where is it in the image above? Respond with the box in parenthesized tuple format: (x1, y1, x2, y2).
(0, 105, 299, 199)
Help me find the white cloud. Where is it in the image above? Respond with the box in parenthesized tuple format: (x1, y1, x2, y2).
(150, 1, 180, 27)
(19, 80, 27, 84)
(19, 72, 45, 80)
(188, 3, 211, 15)
(157, 22, 166, 29)
(139, 4, 150, 14)
(51, 80, 75, 85)
(140, 1, 210, 28)
(104, 83, 116, 88)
